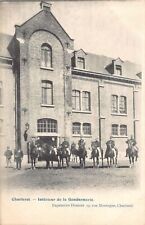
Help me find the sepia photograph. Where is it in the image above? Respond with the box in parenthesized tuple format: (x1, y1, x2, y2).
(0, 1, 145, 225)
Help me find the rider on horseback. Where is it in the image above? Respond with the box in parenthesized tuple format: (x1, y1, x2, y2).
(125, 135, 138, 157)
(78, 137, 85, 147)
(90, 138, 101, 159)
(104, 136, 117, 158)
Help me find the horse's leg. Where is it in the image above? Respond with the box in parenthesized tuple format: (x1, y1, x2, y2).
(93, 158, 95, 168)
(107, 158, 109, 168)
(132, 156, 134, 166)
(97, 157, 99, 168)
(129, 156, 132, 168)
(83, 157, 85, 168)
(34, 158, 36, 169)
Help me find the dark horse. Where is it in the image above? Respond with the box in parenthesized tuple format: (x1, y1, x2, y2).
(77, 142, 87, 168)
(38, 144, 59, 169)
(126, 142, 138, 168)
(91, 141, 103, 168)
(105, 143, 118, 168)
(57, 144, 70, 168)
(29, 142, 38, 170)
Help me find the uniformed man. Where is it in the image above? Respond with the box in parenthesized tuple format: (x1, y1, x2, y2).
(125, 135, 137, 157)
(90, 138, 101, 159)
(104, 136, 116, 158)
(4, 146, 13, 168)
(14, 149, 23, 170)
(78, 137, 85, 148)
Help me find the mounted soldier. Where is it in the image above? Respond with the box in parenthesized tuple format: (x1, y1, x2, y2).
(105, 136, 117, 159)
(90, 138, 101, 159)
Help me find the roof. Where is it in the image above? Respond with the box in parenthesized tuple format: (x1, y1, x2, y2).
(74, 50, 141, 80)
(0, 33, 13, 58)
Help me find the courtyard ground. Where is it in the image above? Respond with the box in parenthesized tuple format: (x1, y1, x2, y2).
(0, 156, 139, 190)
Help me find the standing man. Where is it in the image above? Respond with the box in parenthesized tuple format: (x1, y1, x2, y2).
(14, 149, 23, 170)
(4, 146, 13, 168)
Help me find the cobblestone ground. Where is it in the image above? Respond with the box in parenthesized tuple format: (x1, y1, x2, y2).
(0, 155, 139, 190)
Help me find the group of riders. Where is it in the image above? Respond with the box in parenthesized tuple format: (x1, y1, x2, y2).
(4, 135, 139, 169)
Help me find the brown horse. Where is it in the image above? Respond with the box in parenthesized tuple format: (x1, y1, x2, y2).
(105, 143, 118, 168)
(91, 141, 103, 168)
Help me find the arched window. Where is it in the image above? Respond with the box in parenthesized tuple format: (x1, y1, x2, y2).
(37, 119, 57, 133)
(72, 90, 81, 110)
(41, 80, 53, 105)
(41, 43, 52, 68)
(72, 122, 81, 134)
(83, 123, 91, 135)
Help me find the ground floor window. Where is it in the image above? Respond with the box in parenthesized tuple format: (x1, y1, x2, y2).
(72, 122, 81, 134)
(120, 125, 127, 136)
(112, 124, 118, 136)
(83, 123, 91, 135)
(37, 118, 57, 133)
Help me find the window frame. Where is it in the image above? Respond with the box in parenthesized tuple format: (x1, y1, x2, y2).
(83, 123, 91, 135)
(112, 124, 119, 136)
(41, 43, 52, 69)
(77, 57, 85, 69)
(41, 80, 53, 106)
(82, 91, 91, 111)
(116, 65, 122, 75)
(72, 122, 81, 135)
(119, 96, 127, 114)
(111, 95, 118, 113)
(120, 124, 127, 136)
(37, 118, 57, 133)
(72, 90, 81, 111)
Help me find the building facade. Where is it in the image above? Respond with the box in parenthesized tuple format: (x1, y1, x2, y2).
(0, 2, 142, 157)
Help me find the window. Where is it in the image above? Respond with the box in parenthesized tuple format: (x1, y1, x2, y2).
(82, 91, 91, 111)
(112, 124, 118, 136)
(119, 96, 127, 114)
(116, 65, 122, 75)
(111, 95, 118, 113)
(83, 123, 91, 135)
(72, 90, 81, 110)
(41, 81, 53, 105)
(41, 44, 52, 68)
(0, 82, 2, 105)
(77, 57, 85, 69)
(72, 122, 81, 135)
(0, 119, 3, 133)
(120, 125, 127, 136)
(37, 119, 57, 133)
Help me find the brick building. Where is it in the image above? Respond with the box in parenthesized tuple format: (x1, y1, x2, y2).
(0, 2, 142, 157)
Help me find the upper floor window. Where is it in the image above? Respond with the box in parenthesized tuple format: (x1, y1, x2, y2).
(111, 95, 118, 113)
(120, 125, 127, 136)
(41, 81, 53, 105)
(72, 90, 81, 110)
(72, 122, 81, 135)
(82, 91, 91, 111)
(116, 65, 122, 75)
(77, 57, 85, 69)
(37, 118, 57, 133)
(41, 44, 52, 68)
(83, 123, 91, 135)
(119, 96, 127, 114)
(0, 82, 2, 105)
(112, 124, 118, 136)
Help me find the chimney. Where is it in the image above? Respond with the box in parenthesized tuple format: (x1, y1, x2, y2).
(40, 1, 52, 11)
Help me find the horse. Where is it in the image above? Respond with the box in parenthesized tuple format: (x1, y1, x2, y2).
(105, 143, 118, 168)
(126, 142, 138, 168)
(29, 143, 38, 170)
(70, 142, 78, 163)
(38, 143, 59, 169)
(91, 141, 103, 168)
(77, 142, 87, 168)
(57, 145, 70, 168)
